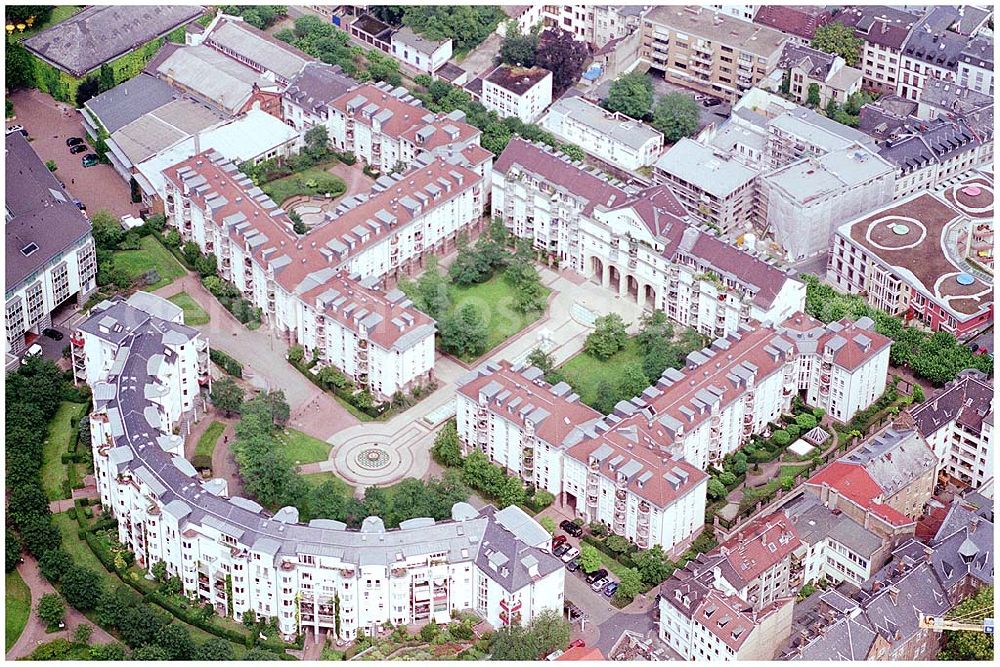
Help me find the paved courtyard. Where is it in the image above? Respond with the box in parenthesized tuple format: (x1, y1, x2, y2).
(7, 89, 143, 218)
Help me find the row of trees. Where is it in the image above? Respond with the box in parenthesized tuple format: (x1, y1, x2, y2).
(489, 608, 571, 660)
(413, 74, 585, 159)
(370, 5, 506, 53)
(802, 274, 992, 386)
(499, 25, 590, 96)
(275, 15, 403, 87)
(603, 72, 701, 142)
(219, 5, 286, 30)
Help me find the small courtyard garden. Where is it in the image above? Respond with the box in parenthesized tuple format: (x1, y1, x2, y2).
(399, 220, 551, 362)
(167, 291, 210, 326)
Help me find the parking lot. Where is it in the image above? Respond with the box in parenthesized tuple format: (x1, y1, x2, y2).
(648, 73, 732, 132)
(7, 88, 143, 218)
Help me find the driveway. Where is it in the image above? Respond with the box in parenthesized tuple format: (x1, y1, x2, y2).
(7, 88, 142, 218)
(457, 32, 501, 79)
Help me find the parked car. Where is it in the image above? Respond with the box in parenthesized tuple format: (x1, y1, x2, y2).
(585, 568, 608, 584)
(66, 136, 84, 147)
(590, 577, 610, 592)
(568, 639, 586, 649)
(566, 557, 581, 573)
(552, 534, 567, 548)
(603, 581, 619, 598)
(702, 97, 723, 107)
(694, 94, 707, 101)
(560, 520, 583, 537)
(70, 144, 88, 154)
(6, 124, 26, 137)
(21, 343, 43, 364)
(73, 199, 86, 211)
(561, 547, 580, 563)
(42, 328, 64, 341)
(82, 153, 100, 167)
(553, 543, 571, 558)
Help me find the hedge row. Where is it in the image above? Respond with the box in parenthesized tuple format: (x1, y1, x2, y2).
(210, 349, 243, 378)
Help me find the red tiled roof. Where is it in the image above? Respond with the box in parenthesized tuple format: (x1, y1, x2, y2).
(806, 462, 913, 526)
(556, 646, 605, 661)
(494, 138, 628, 215)
(718, 512, 801, 588)
(754, 5, 834, 40)
(694, 590, 757, 651)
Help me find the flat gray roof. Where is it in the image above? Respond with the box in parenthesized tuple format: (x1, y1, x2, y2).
(544, 96, 662, 151)
(656, 138, 758, 197)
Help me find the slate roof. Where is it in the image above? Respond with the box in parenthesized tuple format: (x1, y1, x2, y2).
(902, 6, 976, 71)
(834, 6, 920, 50)
(959, 36, 993, 70)
(23, 5, 204, 76)
(5, 133, 93, 292)
(83, 74, 180, 134)
(928, 499, 993, 589)
(841, 429, 936, 498)
(475, 506, 562, 593)
(911, 369, 993, 439)
(284, 62, 357, 115)
(783, 493, 882, 556)
(778, 42, 838, 79)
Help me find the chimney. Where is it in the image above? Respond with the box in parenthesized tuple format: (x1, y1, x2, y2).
(970, 517, 979, 534)
(194, 132, 201, 155)
(887, 586, 899, 605)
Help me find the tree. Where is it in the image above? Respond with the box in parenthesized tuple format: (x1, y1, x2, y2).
(527, 348, 555, 376)
(244, 647, 280, 660)
(5, 528, 21, 572)
(304, 125, 330, 159)
(98, 62, 116, 93)
(399, 6, 506, 52)
(633, 545, 672, 586)
(287, 345, 304, 365)
(19, 514, 61, 558)
(500, 24, 538, 67)
(539, 517, 557, 535)
(6, 5, 55, 24)
(618, 362, 651, 401)
(131, 645, 170, 661)
(497, 475, 528, 508)
(37, 594, 66, 630)
(912, 384, 925, 403)
(529, 608, 572, 657)
(937, 585, 993, 660)
(780, 476, 795, 492)
(651, 93, 700, 142)
(5, 40, 36, 90)
(579, 544, 601, 574)
(512, 276, 547, 314)
(90, 210, 125, 251)
(38, 549, 73, 583)
(210, 377, 244, 417)
(449, 235, 489, 286)
(89, 643, 127, 660)
(772, 430, 791, 446)
(605, 71, 654, 119)
(194, 253, 217, 278)
(73, 624, 94, 645)
(605, 535, 631, 555)
(613, 568, 644, 605)
(413, 256, 451, 322)
(719, 471, 737, 487)
(431, 420, 463, 468)
(811, 22, 863, 66)
(535, 28, 589, 96)
(795, 413, 818, 430)
(61, 567, 104, 611)
(707, 479, 727, 500)
(804, 82, 822, 107)
(489, 624, 536, 661)
(419, 622, 439, 642)
(584, 314, 628, 360)
(593, 380, 620, 415)
(732, 452, 748, 476)
(194, 638, 236, 661)
(155, 623, 195, 660)
(440, 304, 489, 359)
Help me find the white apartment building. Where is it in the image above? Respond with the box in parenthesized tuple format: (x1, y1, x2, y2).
(912, 369, 994, 492)
(326, 83, 488, 178)
(493, 138, 806, 337)
(161, 146, 485, 399)
(541, 96, 663, 171)
(497, 5, 545, 38)
(456, 360, 708, 557)
(5, 132, 97, 360)
(78, 295, 564, 641)
(710, 4, 756, 22)
(482, 65, 553, 123)
(957, 37, 993, 96)
(542, 5, 651, 48)
(758, 144, 896, 261)
(390, 27, 452, 74)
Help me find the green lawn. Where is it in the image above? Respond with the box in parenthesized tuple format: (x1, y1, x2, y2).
(113, 236, 186, 290)
(41, 402, 86, 500)
(9, 5, 82, 41)
(277, 429, 332, 466)
(168, 291, 210, 326)
(301, 472, 355, 498)
(5, 570, 31, 652)
(194, 421, 225, 468)
(447, 276, 551, 358)
(53, 512, 110, 577)
(261, 167, 346, 205)
(559, 338, 646, 408)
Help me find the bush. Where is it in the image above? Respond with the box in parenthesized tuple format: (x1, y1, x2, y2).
(772, 430, 791, 446)
(209, 349, 243, 378)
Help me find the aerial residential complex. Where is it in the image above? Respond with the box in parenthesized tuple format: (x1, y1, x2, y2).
(5, 3, 995, 663)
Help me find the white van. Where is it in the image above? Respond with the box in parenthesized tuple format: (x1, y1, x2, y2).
(21, 343, 43, 364)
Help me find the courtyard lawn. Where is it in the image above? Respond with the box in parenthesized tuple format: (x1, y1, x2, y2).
(448, 276, 551, 357)
(194, 421, 225, 469)
(168, 291, 210, 326)
(5, 570, 30, 652)
(10, 5, 82, 41)
(277, 429, 332, 466)
(260, 167, 346, 205)
(41, 402, 86, 500)
(53, 512, 110, 577)
(113, 236, 186, 290)
(558, 339, 646, 409)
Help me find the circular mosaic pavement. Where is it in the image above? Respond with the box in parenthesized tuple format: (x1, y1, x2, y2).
(355, 447, 391, 470)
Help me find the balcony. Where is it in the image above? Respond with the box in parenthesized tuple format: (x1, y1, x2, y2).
(70, 331, 85, 347)
(499, 598, 521, 613)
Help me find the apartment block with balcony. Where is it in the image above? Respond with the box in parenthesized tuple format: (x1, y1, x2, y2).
(912, 369, 994, 490)
(5, 132, 97, 361)
(896, 6, 991, 102)
(161, 146, 483, 400)
(641, 5, 788, 104)
(80, 300, 563, 641)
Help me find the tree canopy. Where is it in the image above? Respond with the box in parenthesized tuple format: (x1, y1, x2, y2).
(535, 29, 590, 96)
(811, 21, 863, 66)
(650, 92, 700, 142)
(584, 314, 628, 360)
(604, 72, 654, 119)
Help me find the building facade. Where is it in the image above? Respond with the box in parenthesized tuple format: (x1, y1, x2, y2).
(482, 65, 553, 123)
(77, 292, 564, 641)
(5, 133, 97, 360)
(389, 27, 452, 74)
(957, 36, 994, 96)
(835, 6, 919, 95)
